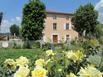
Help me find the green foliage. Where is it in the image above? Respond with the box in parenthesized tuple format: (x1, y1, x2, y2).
(95, 24, 103, 37)
(72, 3, 98, 36)
(46, 52, 70, 77)
(88, 39, 99, 47)
(12, 42, 22, 49)
(95, 24, 103, 43)
(0, 49, 102, 76)
(23, 40, 32, 49)
(0, 12, 3, 25)
(70, 39, 84, 51)
(10, 24, 20, 36)
(42, 43, 51, 51)
(88, 55, 102, 68)
(21, 0, 46, 41)
(32, 42, 40, 48)
(0, 48, 43, 65)
(87, 53, 103, 72)
(70, 37, 101, 57)
(39, 50, 88, 77)
(67, 45, 84, 51)
(82, 38, 100, 56)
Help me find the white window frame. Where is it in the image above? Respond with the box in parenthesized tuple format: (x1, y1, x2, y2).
(52, 23, 57, 30)
(64, 23, 66, 30)
(64, 23, 70, 30)
(64, 34, 71, 42)
(69, 22, 72, 29)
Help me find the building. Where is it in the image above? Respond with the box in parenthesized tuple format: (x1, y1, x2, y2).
(0, 33, 10, 41)
(43, 11, 78, 44)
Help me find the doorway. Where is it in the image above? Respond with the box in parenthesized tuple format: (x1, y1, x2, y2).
(53, 35, 58, 43)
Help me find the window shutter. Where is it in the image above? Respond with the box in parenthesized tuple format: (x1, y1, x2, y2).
(64, 24, 66, 30)
(69, 23, 72, 29)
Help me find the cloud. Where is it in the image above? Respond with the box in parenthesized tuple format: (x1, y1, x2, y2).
(0, 20, 12, 33)
(95, 0, 103, 24)
(16, 17, 21, 22)
(0, 16, 21, 33)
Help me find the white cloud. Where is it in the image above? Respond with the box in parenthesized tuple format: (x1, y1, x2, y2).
(16, 17, 21, 22)
(95, 0, 103, 24)
(0, 16, 21, 33)
(0, 20, 12, 33)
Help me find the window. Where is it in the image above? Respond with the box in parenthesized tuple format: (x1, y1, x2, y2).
(66, 16, 70, 20)
(64, 23, 70, 30)
(53, 16, 57, 20)
(66, 16, 73, 20)
(66, 23, 69, 30)
(53, 23, 57, 30)
(66, 35, 70, 43)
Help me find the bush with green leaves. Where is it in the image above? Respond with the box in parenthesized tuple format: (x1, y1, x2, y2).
(81, 38, 100, 57)
(22, 40, 32, 49)
(32, 42, 40, 49)
(88, 55, 103, 69)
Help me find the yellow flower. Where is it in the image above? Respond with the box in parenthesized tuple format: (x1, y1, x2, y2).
(78, 65, 102, 77)
(89, 39, 99, 47)
(14, 66, 30, 77)
(75, 50, 84, 61)
(16, 56, 29, 66)
(66, 50, 77, 61)
(4, 59, 16, 69)
(32, 66, 47, 77)
(66, 50, 79, 62)
(66, 73, 77, 77)
(35, 59, 45, 66)
(58, 68, 62, 72)
(46, 50, 54, 56)
(66, 50, 84, 61)
(78, 67, 90, 77)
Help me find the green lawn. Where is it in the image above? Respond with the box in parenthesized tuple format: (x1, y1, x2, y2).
(0, 48, 44, 65)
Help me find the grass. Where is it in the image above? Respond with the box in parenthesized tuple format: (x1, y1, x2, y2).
(0, 48, 44, 65)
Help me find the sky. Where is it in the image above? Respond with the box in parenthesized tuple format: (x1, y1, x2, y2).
(0, 0, 102, 33)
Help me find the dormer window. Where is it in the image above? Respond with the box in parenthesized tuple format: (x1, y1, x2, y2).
(53, 16, 57, 20)
(66, 16, 70, 20)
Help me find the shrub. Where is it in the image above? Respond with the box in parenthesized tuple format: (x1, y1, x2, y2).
(1, 50, 102, 77)
(22, 40, 31, 49)
(32, 42, 40, 49)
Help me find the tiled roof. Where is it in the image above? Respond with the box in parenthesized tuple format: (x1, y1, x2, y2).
(46, 10, 73, 16)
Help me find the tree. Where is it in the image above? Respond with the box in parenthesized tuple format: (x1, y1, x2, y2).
(95, 24, 103, 43)
(72, 3, 98, 36)
(10, 24, 19, 36)
(21, 0, 46, 41)
(0, 12, 3, 25)
(95, 24, 103, 38)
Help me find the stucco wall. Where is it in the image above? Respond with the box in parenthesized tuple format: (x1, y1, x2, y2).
(43, 13, 78, 43)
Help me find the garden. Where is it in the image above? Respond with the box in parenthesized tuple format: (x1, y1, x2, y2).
(0, 38, 103, 77)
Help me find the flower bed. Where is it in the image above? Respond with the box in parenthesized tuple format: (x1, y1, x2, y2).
(0, 50, 102, 77)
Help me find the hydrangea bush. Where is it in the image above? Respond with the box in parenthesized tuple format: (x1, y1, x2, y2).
(0, 50, 102, 77)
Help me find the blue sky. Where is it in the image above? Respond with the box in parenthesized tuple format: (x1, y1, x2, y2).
(0, 0, 102, 33)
